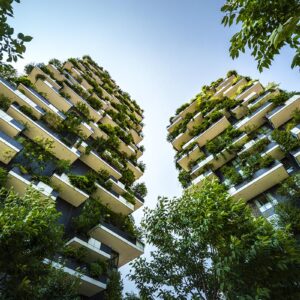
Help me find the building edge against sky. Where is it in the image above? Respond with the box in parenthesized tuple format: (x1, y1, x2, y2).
(167, 70, 300, 221)
(0, 55, 146, 298)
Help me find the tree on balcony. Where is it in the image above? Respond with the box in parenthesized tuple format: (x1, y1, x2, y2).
(129, 180, 300, 300)
(0, 186, 79, 299)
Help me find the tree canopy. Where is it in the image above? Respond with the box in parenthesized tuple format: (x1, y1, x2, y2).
(221, 0, 300, 71)
(0, 0, 32, 62)
(129, 180, 300, 299)
(0, 186, 78, 299)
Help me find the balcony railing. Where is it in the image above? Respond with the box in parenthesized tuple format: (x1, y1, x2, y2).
(47, 258, 107, 297)
(0, 130, 23, 164)
(266, 94, 300, 128)
(228, 161, 289, 202)
(50, 173, 89, 207)
(89, 222, 144, 267)
(93, 183, 134, 215)
(7, 104, 80, 163)
(7, 167, 59, 200)
(0, 109, 24, 137)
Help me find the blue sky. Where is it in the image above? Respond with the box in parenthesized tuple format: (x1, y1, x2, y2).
(10, 0, 300, 295)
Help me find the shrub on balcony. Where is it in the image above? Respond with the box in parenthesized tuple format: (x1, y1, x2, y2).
(49, 58, 63, 71)
(35, 73, 46, 82)
(178, 170, 192, 188)
(121, 168, 135, 186)
(206, 126, 241, 156)
(86, 96, 102, 110)
(0, 94, 11, 111)
(19, 105, 37, 121)
(221, 165, 243, 185)
(123, 192, 136, 205)
(89, 260, 107, 278)
(69, 173, 97, 194)
(132, 182, 147, 199)
(75, 102, 92, 122)
(14, 76, 34, 88)
(271, 129, 300, 153)
(41, 112, 62, 132)
(226, 70, 237, 77)
(0, 167, 7, 187)
(269, 91, 290, 106)
(175, 103, 189, 115)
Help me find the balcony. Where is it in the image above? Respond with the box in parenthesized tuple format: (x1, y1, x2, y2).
(119, 138, 136, 157)
(291, 125, 300, 140)
(0, 109, 24, 137)
(234, 102, 274, 132)
(107, 176, 143, 210)
(179, 100, 198, 118)
(79, 122, 94, 139)
(183, 116, 231, 149)
(130, 128, 143, 144)
(247, 90, 280, 110)
(46, 64, 65, 81)
(50, 173, 89, 207)
(126, 160, 143, 180)
(167, 115, 183, 133)
(190, 170, 218, 188)
(267, 95, 300, 128)
(293, 149, 300, 166)
(187, 111, 203, 130)
(89, 222, 144, 267)
(235, 81, 264, 102)
(66, 236, 112, 262)
(33, 79, 73, 112)
(93, 183, 134, 215)
(7, 105, 80, 163)
(6, 167, 58, 200)
(100, 113, 118, 128)
(0, 131, 22, 164)
(177, 145, 203, 172)
(78, 142, 122, 179)
(171, 130, 191, 151)
(62, 84, 101, 122)
(192, 133, 249, 177)
(17, 84, 66, 121)
(228, 161, 289, 202)
(216, 75, 236, 91)
(28, 66, 61, 90)
(90, 123, 107, 140)
(223, 78, 248, 98)
(0, 77, 44, 119)
(47, 259, 106, 297)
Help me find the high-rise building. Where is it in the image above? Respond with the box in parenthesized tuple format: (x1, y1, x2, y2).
(0, 56, 145, 298)
(167, 70, 300, 221)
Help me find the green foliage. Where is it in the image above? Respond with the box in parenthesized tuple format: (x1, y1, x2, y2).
(0, 167, 8, 187)
(226, 70, 237, 77)
(129, 180, 300, 299)
(121, 168, 135, 186)
(19, 104, 37, 120)
(0, 93, 11, 110)
(276, 174, 300, 236)
(68, 172, 97, 194)
(132, 182, 147, 199)
(175, 102, 189, 115)
(15, 75, 33, 87)
(206, 126, 241, 156)
(103, 270, 123, 300)
(86, 96, 102, 110)
(0, 0, 32, 62)
(75, 102, 92, 122)
(272, 129, 300, 153)
(49, 58, 62, 70)
(0, 63, 16, 80)
(24, 63, 35, 75)
(221, 165, 243, 185)
(221, 0, 300, 71)
(0, 187, 79, 299)
(89, 260, 107, 278)
(178, 169, 192, 188)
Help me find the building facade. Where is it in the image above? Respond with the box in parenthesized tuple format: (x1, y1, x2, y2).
(167, 70, 300, 221)
(0, 56, 145, 298)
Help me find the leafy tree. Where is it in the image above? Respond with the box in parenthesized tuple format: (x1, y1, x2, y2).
(221, 0, 300, 71)
(0, 0, 32, 62)
(124, 292, 141, 300)
(0, 62, 16, 80)
(129, 180, 300, 299)
(103, 270, 123, 300)
(276, 174, 300, 236)
(0, 187, 78, 299)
